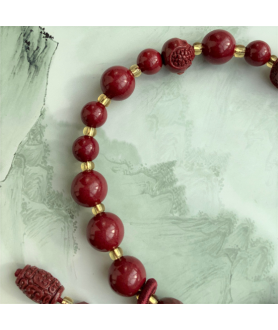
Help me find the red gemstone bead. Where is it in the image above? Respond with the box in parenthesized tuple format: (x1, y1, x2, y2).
(109, 256, 146, 297)
(71, 171, 108, 207)
(161, 38, 195, 74)
(100, 66, 135, 101)
(245, 40, 271, 66)
(137, 49, 162, 75)
(202, 29, 236, 65)
(158, 297, 183, 304)
(72, 136, 99, 162)
(87, 212, 124, 252)
(270, 59, 278, 88)
(81, 101, 107, 128)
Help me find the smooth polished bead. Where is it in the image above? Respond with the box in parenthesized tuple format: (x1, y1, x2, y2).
(202, 29, 236, 65)
(158, 297, 183, 304)
(100, 66, 135, 101)
(71, 171, 108, 207)
(87, 212, 124, 252)
(137, 49, 163, 75)
(270, 59, 278, 88)
(81, 101, 107, 128)
(72, 136, 99, 162)
(109, 256, 146, 297)
(245, 40, 271, 66)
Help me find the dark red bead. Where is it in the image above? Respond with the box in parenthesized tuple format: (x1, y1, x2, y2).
(202, 29, 236, 65)
(109, 256, 146, 297)
(71, 171, 108, 207)
(270, 59, 278, 88)
(158, 297, 183, 304)
(72, 136, 99, 162)
(161, 38, 195, 74)
(81, 101, 107, 128)
(87, 212, 124, 252)
(245, 40, 271, 66)
(137, 49, 162, 75)
(100, 66, 135, 101)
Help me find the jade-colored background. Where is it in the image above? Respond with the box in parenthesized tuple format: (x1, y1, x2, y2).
(0, 26, 277, 304)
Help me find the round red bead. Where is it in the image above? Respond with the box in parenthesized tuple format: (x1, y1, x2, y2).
(161, 38, 195, 74)
(87, 212, 124, 252)
(109, 256, 146, 297)
(270, 59, 278, 88)
(72, 136, 99, 162)
(245, 40, 271, 66)
(71, 171, 108, 207)
(100, 66, 135, 101)
(202, 29, 236, 65)
(137, 49, 162, 75)
(81, 101, 107, 128)
(158, 297, 183, 304)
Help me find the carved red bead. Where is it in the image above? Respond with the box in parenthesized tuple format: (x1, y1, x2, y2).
(72, 136, 99, 162)
(71, 171, 108, 207)
(15, 265, 64, 304)
(137, 49, 162, 75)
(270, 59, 278, 88)
(161, 38, 195, 74)
(245, 40, 271, 66)
(109, 256, 146, 297)
(81, 101, 107, 128)
(100, 66, 135, 100)
(158, 297, 183, 304)
(202, 29, 236, 65)
(87, 212, 124, 252)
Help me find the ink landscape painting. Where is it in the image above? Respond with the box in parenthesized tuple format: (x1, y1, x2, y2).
(0, 26, 277, 303)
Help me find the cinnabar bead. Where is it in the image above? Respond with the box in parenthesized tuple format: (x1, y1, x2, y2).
(100, 66, 135, 100)
(81, 101, 107, 128)
(71, 171, 108, 207)
(245, 40, 271, 66)
(137, 49, 162, 75)
(109, 256, 146, 297)
(158, 297, 183, 304)
(270, 59, 278, 88)
(202, 29, 236, 65)
(72, 136, 99, 162)
(87, 212, 124, 252)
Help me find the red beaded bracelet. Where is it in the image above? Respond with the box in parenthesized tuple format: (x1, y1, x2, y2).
(15, 29, 277, 304)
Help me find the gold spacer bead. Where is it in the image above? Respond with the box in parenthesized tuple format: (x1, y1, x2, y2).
(193, 42, 203, 56)
(61, 296, 74, 304)
(266, 55, 278, 68)
(234, 45, 246, 58)
(98, 94, 111, 107)
(136, 291, 158, 304)
(92, 203, 105, 215)
(83, 126, 97, 137)
(81, 161, 95, 172)
(109, 247, 123, 260)
(130, 64, 142, 77)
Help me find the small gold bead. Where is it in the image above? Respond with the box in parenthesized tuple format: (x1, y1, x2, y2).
(136, 291, 158, 304)
(61, 296, 74, 304)
(98, 94, 111, 107)
(92, 203, 105, 215)
(109, 247, 123, 260)
(234, 45, 246, 58)
(130, 64, 142, 77)
(83, 126, 96, 137)
(81, 161, 95, 172)
(266, 55, 278, 68)
(193, 42, 203, 56)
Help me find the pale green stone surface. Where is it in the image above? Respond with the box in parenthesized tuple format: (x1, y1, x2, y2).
(0, 26, 277, 304)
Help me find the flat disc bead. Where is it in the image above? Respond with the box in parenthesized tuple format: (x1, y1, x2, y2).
(81, 101, 107, 128)
(109, 256, 146, 297)
(71, 171, 108, 207)
(100, 66, 135, 100)
(137, 49, 162, 75)
(87, 212, 124, 252)
(158, 297, 183, 304)
(245, 40, 271, 66)
(72, 136, 99, 162)
(202, 29, 236, 64)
